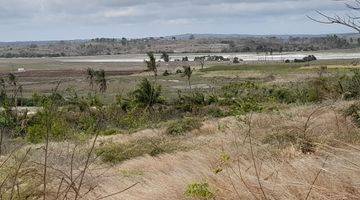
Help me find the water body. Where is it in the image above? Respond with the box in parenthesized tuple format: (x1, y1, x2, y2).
(58, 52, 360, 63)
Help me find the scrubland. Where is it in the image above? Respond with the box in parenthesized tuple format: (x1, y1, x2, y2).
(1, 58, 360, 199)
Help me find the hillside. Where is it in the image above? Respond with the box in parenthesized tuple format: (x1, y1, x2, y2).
(0, 33, 358, 58)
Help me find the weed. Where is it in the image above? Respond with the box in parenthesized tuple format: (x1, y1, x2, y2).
(185, 182, 215, 200)
(166, 117, 202, 136)
(96, 137, 185, 164)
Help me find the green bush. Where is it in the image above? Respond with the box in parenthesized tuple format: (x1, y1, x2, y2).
(166, 117, 202, 136)
(344, 102, 360, 127)
(185, 182, 215, 200)
(27, 114, 70, 143)
(263, 132, 316, 154)
(96, 137, 184, 164)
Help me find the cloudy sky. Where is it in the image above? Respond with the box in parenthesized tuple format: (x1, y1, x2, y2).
(0, 0, 357, 41)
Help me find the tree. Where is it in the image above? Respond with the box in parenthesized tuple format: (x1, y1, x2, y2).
(86, 68, 96, 91)
(182, 66, 193, 89)
(0, 78, 5, 105)
(121, 37, 128, 46)
(233, 57, 240, 64)
(133, 78, 163, 110)
(95, 70, 107, 93)
(198, 57, 205, 69)
(309, 0, 360, 33)
(145, 52, 159, 80)
(7, 73, 17, 106)
(161, 52, 170, 62)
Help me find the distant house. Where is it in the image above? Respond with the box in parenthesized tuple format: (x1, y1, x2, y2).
(17, 68, 25, 72)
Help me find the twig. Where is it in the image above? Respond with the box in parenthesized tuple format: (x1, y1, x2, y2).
(247, 114, 268, 200)
(305, 155, 329, 200)
(96, 182, 139, 200)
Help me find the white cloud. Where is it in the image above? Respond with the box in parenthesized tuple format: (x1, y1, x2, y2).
(0, 0, 355, 41)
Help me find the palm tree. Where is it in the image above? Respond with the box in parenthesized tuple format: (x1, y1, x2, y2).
(7, 73, 17, 106)
(133, 78, 163, 110)
(95, 70, 107, 93)
(8, 73, 16, 87)
(145, 52, 158, 80)
(182, 66, 193, 89)
(86, 68, 96, 91)
(0, 78, 6, 106)
(161, 52, 170, 62)
(199, 57, 205, 69)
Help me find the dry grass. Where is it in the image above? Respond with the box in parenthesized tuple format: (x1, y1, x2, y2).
(1, 101, 360, 199)
(69, 101, 359, 199)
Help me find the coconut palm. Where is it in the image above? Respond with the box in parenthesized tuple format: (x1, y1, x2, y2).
(199, 57, 205, 69)
(95, 70, 107, 93)
(182, 66, 193, 89)
(7, 73, 16, 87)
(133, 78, 163, 110)
(7, 73, 17, 106)
(161, 52, 170, 62)
(145, 52, 158, 80)
(86, 68, 96, 91)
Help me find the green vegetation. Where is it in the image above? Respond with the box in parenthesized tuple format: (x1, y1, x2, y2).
(185, 182, 215, 200)
(166, 117, 202, 136)
(96, 137, 185, 164)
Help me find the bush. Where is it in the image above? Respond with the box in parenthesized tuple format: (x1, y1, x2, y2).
(96, 137, 185, 164)
(133, 78, 164, 109)
(344, 102, 360, 127)
(185, 182, 215, 200)
(176, 92, 209, 112)
(263, 132, 316, 154)
(27, 113, 70, 143)
(163, 70, 171, 76)
(166, 117, 202, 136)
(342, 69, 360, 99)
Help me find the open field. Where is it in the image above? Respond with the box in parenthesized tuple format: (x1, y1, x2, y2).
(1, 53, 360, 199)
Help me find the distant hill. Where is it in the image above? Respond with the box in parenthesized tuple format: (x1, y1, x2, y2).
(0, 33, 358, 58)
(0, 33, 358, 44)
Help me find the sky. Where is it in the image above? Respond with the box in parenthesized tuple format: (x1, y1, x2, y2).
(0, 0, 358, 41)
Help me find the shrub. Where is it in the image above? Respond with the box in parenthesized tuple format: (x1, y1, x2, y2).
(263, 132, 316, 154)
(166, 117, 202, 136)
(185, 182, 215, 200)
(133, 78, 164, 109)
(27, 114, 70, 143)
(344, 102, 360, 127)
(96, 137, 185, 164)
(163, 70, 171, 76)
(176, 92, 208, 112)
(342, 69, 360, 99)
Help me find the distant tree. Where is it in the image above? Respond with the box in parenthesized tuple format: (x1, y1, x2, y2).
(189, 34, 195, 40)
(133, 78, 163, 110)
(182, 66, 193, 89)
(86, 68, 96, 91)
(145, 52, 159, 80)
(161, 52, 170, 62)
(121, 37, 128, 46)
(182, 56, 189, 62)
(233, 57, 240, 64)
(0, 78, 6, 105)
(7, 73, 16, 87)
(95, 70, 107, 93)
(7, 73, 17, 106)
(198, 57, 205, 69)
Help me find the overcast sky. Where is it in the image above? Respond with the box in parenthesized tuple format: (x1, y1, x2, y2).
(0, 0, 357, 41)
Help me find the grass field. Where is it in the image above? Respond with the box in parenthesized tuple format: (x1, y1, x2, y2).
(1, 56, 360, 199)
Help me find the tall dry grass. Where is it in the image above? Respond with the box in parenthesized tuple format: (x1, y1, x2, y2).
(0, 101, 359, 199)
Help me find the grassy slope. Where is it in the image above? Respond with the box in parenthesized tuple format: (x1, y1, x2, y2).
(5, 101, 359, 199)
